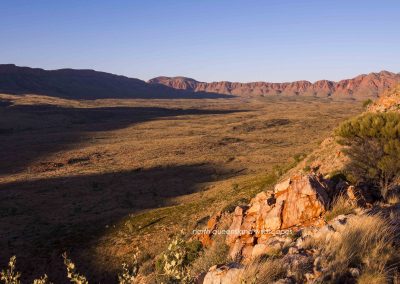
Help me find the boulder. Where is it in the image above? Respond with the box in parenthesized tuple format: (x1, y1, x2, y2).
(225, 174, 330, 261)
(203, 263, 243, 284)
(277, 174, 329, 228)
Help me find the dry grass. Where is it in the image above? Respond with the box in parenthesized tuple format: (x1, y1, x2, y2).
(234, 258, 286, 284)
(357, 269, 388, 284)
(387, 193, 400, 205)
(314, 214, 399, 282)
(324, 194, 357, 222)
(189, 214, 231, 276)
(189, 235, 230, 276)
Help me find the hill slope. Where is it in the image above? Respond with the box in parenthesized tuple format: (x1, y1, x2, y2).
(149, 71, 400, 99)
(0, 64, 226, 99)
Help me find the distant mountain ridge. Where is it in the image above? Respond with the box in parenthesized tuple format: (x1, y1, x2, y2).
(1, 64, 399, 100)
(0, 64, 226, 99)
(149, 71, 400, 99)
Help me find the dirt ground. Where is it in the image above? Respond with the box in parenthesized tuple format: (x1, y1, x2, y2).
(0, 94, 362, 282)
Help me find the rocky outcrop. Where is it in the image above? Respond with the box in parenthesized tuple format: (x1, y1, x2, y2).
(202, 214, 356, 284)
(198, 211, 222, 247)
(149, 71, 400, 99)
(225, 174, 330, 261)
(368, 83, 400, 113)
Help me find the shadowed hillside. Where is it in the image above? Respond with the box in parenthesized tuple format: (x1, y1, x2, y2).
(0, 65, 230, 99)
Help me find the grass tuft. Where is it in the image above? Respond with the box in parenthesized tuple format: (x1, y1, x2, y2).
(324, 194, 356, 222)
(315, 214, 399, 281)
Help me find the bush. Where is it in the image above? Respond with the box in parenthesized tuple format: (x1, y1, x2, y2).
(0, 256, 51, 284)
(0, 256, 21, 284)
(1, 253, 141, 284)
(156, 231, 196, 283)
(362, 99, 373, 108)
(62, 253, 89, 284)
(336, 112, 400, 198)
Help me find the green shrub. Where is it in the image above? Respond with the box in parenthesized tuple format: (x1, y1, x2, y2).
(184, 240, 203, 263)
(362, 99, 373, 108)
(336, 112, 400, 198)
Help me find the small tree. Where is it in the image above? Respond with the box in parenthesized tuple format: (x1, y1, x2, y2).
(336, 112, 400, 198)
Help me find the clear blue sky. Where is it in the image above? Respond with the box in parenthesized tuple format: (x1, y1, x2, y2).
(1, 0, 399, 83)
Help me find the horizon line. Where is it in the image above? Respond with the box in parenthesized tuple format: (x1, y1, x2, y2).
(2, 63, 399, 85)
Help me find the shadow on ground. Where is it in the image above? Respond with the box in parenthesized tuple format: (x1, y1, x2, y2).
(0, 163, 229, 283)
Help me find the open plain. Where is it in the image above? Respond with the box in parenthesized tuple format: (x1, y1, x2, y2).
(0, 94, 362, 282)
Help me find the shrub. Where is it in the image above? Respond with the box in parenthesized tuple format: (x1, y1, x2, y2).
(336, 112, 400, 198)
(0, 256, 21, 284)
(32, 275, 51, 284)
(62, 253, 88, 284)
(0, 256, 51, 284)
(1, 254, 142, 284)
(362, 99, 373, 108)
(156, 231, 194, 283)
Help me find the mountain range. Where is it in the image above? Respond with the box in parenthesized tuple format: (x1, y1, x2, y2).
(149, 71, 400, 99)
(0, 64, 399, 99)
(0, 64, 226, 99)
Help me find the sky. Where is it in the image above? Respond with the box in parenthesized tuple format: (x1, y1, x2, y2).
(0, 0, 399, 83)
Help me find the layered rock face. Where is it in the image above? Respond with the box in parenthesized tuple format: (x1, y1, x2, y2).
(226, 174, 330, 260)
(149, 71, 400, 99)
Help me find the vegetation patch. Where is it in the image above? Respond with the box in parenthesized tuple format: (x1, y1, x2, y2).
(336, 112, 400, 199)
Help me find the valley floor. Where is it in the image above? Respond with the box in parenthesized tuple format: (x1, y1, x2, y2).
(0, 94, 362, 282)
